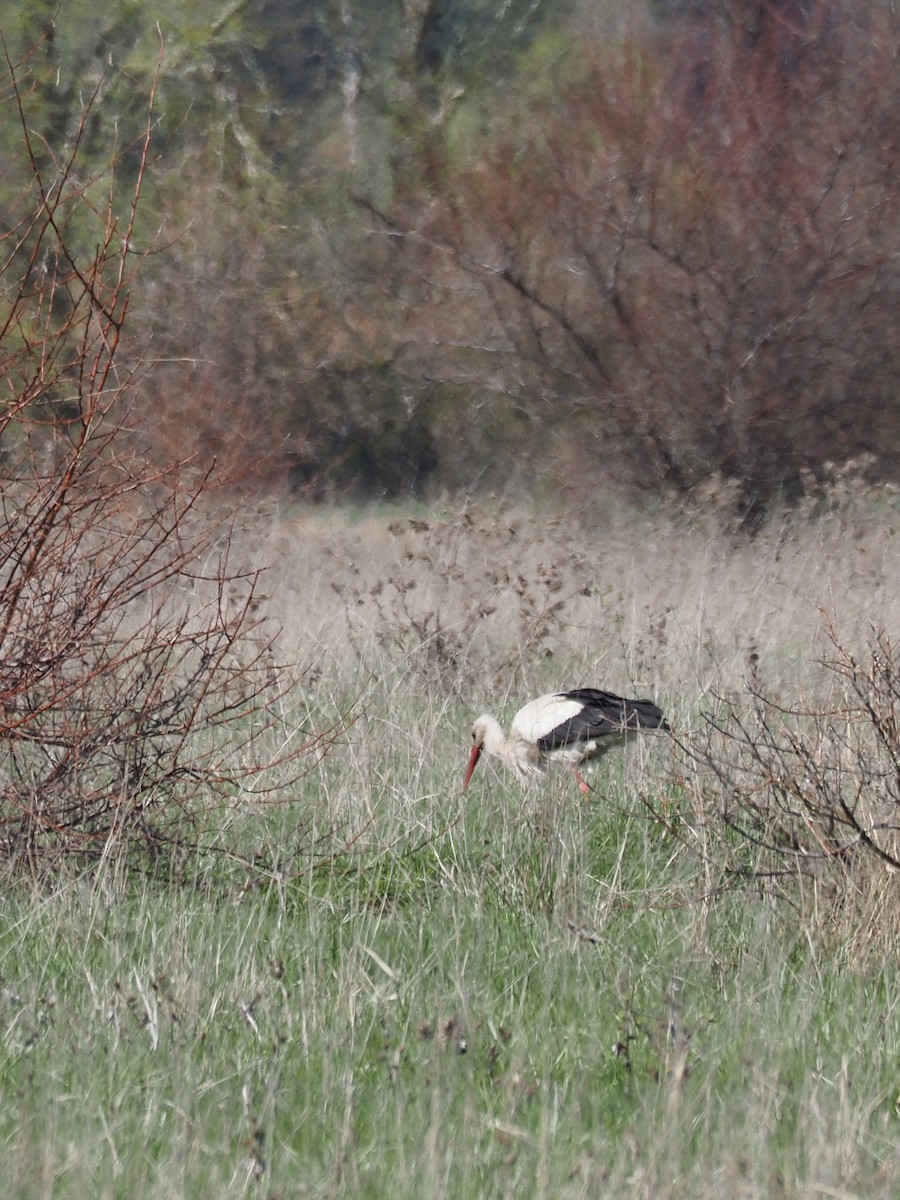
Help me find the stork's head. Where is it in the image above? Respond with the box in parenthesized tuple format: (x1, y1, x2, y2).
(462, 715, 504, 792)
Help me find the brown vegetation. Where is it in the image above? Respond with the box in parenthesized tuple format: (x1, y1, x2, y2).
(362, 0, 900, 514)
(11, 3, 897, 511)
(0, 43, 323, 872)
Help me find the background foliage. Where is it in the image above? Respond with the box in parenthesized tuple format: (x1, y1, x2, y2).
(2, 0, 896, 513)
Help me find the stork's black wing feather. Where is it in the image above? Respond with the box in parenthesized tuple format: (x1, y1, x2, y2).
(536, 688, 669, 752)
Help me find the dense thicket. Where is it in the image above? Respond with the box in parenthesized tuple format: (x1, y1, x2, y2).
(2, 0, 898, 512)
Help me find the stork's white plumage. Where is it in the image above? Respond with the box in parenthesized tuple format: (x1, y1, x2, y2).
(462, 688, 669, 793)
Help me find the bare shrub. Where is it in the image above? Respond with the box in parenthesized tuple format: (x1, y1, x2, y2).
(686, 621, 900, 948)
(375, 0, 900, 510)
(0, 43, 324, 872)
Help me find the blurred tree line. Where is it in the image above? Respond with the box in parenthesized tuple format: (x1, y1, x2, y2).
(2, 0, 898, 516)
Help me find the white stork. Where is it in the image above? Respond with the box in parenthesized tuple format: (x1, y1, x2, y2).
(462, 688, 669, 793)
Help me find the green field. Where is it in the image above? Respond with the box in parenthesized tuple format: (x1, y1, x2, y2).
(3, 498, 900, 1198)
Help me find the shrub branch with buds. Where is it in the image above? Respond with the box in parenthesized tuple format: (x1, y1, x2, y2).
(0, 39, 326, 871)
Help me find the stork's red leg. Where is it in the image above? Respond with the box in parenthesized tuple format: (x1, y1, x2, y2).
(571, 767, 591, 795)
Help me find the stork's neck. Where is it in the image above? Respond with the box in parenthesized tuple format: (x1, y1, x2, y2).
(476, 714, 534, 781)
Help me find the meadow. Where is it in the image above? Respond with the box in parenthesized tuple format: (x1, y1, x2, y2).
(3, 487, 900, 1198)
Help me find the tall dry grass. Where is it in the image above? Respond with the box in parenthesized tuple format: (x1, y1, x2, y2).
(251, 481, 898, 701)
(238, 479, 900, 955)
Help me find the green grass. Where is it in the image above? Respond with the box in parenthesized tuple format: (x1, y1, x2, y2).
(4, 497, 900, 1198)
(3, 750, 900, 1199)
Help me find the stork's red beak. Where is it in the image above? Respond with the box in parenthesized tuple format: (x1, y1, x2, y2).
(462, 743, 481, 792)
